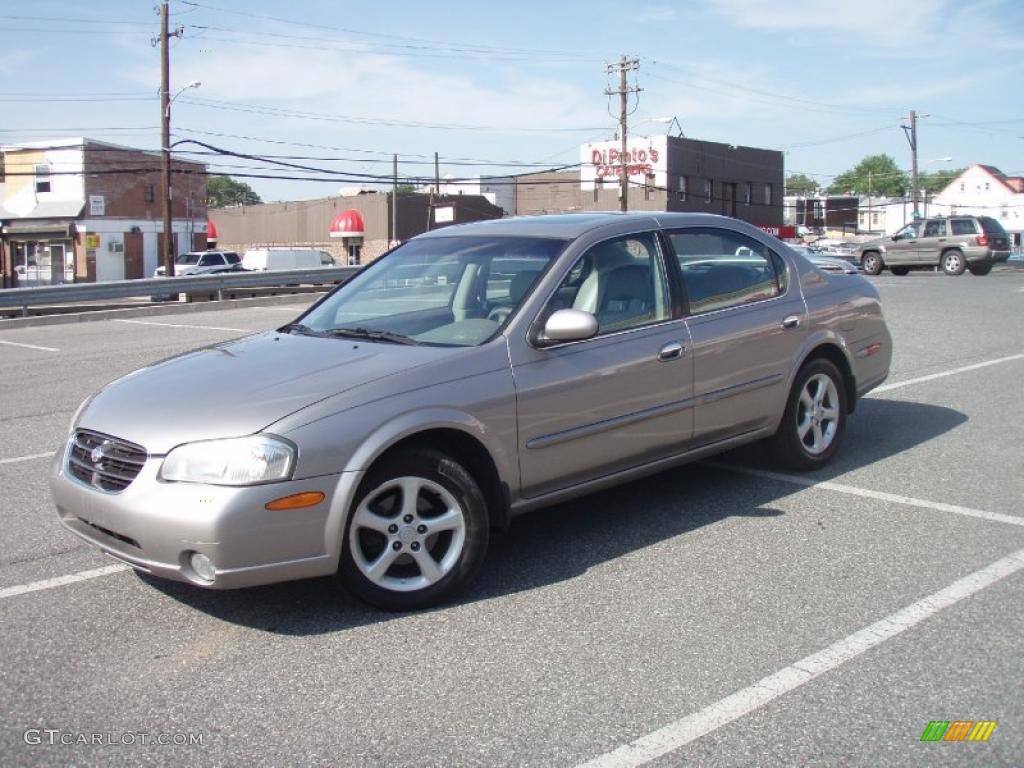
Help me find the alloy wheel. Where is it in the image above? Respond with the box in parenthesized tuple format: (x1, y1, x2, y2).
(348, 476, 467, 592)
(796, 373, 840, 455)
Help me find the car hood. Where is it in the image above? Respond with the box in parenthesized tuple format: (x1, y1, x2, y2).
(77, 331, 459, 454)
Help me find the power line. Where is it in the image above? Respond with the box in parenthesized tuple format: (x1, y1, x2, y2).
(176, 96, 606, 133)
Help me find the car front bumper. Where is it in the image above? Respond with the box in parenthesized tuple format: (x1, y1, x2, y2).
(49, 447, 341, 589)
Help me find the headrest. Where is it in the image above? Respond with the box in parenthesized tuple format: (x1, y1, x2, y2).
(509, 270, 539, 303)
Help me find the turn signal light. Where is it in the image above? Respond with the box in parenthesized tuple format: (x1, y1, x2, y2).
(265, 491, 325, 510)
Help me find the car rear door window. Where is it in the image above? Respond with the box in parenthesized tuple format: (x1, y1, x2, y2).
(668, 229, 785, 314)
(922, 220, 947, 237)
(199, 254, 225, 267)
(950, 219, 977, 236)
(224, 252, 241, 264)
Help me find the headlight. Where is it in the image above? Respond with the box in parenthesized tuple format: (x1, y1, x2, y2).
(160, 435, 295, 486)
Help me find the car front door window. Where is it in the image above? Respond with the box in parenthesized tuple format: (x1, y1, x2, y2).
(547, 232, 671, 336)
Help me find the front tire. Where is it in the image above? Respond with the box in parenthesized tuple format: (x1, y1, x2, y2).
(768, 359, 847, 471)
(967, 262, 993, 276)
(338, 447, 489, 610)
(942, 249, 966, 275)
(861, 252, 883, 275)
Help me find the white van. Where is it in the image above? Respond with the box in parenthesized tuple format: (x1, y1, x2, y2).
(241, 248, 333, 272)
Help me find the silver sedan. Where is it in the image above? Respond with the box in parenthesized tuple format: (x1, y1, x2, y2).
(51, 213, 892, 609)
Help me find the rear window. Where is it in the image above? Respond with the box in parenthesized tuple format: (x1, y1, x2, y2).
(978, 217, 1008, 236)
(950, 219, 977, 236)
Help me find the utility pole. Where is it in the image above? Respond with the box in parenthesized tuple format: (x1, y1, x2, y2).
(157, 2, 183, 276)
(434, 151, 440, 195)
(605, 56, 641, 212)
(901, 110, 927, 219)
(391, 154, 398, 245)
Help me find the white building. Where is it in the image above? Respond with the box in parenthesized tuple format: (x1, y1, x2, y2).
(931, 165, 1024, 248)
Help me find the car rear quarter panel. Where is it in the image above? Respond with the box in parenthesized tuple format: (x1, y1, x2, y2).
(798, 268, 891, 400)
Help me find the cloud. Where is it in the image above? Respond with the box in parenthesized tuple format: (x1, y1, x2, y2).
(0, 49, 37, 75)
(123, 39, 606, 134)
(705, 0, 1023, 55)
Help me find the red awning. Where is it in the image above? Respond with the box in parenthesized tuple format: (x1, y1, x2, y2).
(330, 209, 365, 238)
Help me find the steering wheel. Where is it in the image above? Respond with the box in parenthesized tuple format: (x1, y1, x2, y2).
(487, 306, 512, 324)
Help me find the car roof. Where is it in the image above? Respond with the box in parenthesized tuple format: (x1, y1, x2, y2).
(414, 211, 756, 240)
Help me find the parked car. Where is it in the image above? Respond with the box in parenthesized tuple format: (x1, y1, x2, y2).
(153, 250, 242, 278)
(51, 213, 892, 610)
(855, 216, 1011, 276)
(241, 248, 334, 272)
(789, 245, 860, 274)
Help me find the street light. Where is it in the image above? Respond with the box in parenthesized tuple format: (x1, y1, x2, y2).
(165, 80, 200, 118)
(161, 80, 199, 277)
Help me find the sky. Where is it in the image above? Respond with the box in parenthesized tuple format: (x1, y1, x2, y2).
(2, 0, 1022, 202)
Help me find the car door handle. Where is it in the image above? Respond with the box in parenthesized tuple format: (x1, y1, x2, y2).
(658, 342, 684, 361)
(781, 315, 801, 329)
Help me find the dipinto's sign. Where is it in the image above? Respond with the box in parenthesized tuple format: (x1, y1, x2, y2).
(581, 136, 668, 190)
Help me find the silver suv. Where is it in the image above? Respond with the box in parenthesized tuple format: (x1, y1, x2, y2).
(856, 216, 1011, 276)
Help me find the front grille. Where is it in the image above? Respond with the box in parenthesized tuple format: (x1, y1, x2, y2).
(68, 430, 147, 493)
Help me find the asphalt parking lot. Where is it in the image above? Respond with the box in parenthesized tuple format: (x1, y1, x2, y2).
(1, 271, 1022, 767)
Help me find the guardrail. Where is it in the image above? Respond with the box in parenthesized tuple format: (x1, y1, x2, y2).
(0, 267, 360, 317)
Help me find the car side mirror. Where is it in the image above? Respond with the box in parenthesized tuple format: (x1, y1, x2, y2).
(537, 309, 598, 346)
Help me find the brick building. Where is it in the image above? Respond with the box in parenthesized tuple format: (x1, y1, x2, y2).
(515, 135, 784, 226)
(0, 138, 206, 286)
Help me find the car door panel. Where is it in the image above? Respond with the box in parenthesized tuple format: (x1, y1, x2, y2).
(667, 228, 807, 446)
(512, 321, 694, 498)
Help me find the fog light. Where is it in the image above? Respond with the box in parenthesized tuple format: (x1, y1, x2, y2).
(189, 552, 216, 582)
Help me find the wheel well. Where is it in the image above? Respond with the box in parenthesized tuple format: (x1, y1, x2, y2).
(861, 249, 882, 263)
(372, 428, 510, 530)
(802, 343, 857, 414)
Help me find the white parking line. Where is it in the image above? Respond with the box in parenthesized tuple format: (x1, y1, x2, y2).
(872, 352, 1024, 394)
(577, 547, 1024, 768)
(0, 564, 130, 601)
(112, 319, 248, 333)
(0, 452, 53, 466)
(709, 463, 1024, 528)
(0, 339, 60, 352)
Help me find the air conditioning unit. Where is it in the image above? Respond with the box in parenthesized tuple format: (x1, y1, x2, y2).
(108, 241, 124, 253)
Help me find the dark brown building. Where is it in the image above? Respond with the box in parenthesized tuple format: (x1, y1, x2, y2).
(516, 135, 784, 226)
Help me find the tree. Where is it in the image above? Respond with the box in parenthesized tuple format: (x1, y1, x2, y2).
(206, 175, 262, 208)
(785, 173, 819, 196)
(827, 155, 908, 196)
(919, 168, 964, 196)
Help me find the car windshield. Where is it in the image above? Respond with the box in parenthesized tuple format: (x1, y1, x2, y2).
(299, 235, 566, 347)
(175, 253, 202, 265)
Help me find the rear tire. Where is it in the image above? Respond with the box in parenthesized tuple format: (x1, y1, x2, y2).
(941, 249, 966, 276)
(967, 262, 993, 276)
(890, 266, 910, 276)
(861, 252, 883, 275)
(767, 359, 847, 471)
(338, 447, 489, 611)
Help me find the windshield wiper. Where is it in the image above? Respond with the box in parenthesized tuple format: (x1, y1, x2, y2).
(325, 327, 421, 345)
(278, 322, 325, 337)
